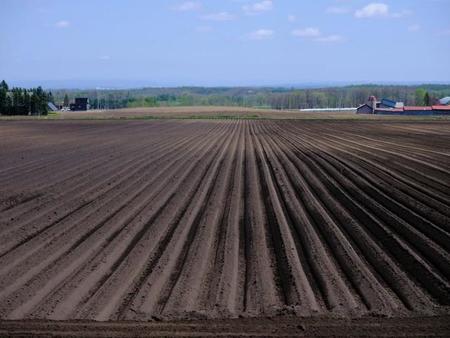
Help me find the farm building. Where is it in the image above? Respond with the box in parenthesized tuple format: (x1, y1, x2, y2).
(379, 98, 404, 109)
(403, 106, 433, 115)
(69, 97, 89, 111)
(356, 104, 374, 114)
(373, 108, 404, 115)
(357, 96, 450, 115)
(439, 97, 450, 105)
(47, 102, 59, 112)
(356, 96, 404, 114)
(356, 95, 377, 114)
(432, 105, 450, 114)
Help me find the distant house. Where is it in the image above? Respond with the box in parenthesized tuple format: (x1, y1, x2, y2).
(356, 104, 374, 114)
(69, 97, 89, 111)
(356, 95, 377, 114)
(356, 96, 405, 114)
(439, 97, 450, 105)
(380, 98, 404, 109)
(47, 102, 59, 112)
(357, 96, 450, 115)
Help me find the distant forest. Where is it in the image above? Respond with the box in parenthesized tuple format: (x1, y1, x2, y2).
(2, 82, 449, 114)
(0, 80, 53, 116)
(52, 84, 450, 110)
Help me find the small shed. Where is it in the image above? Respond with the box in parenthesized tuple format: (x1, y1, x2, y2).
(356, 104, 373, 114)
(70, 98, 90, 111)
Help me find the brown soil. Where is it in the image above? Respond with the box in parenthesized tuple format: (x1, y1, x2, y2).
(6, 106, 449, 120)
(3, 106, 450, 121)
(60, 106, 356, 119)
(1, 316, 449, 337)
(0, 119, 449, 336)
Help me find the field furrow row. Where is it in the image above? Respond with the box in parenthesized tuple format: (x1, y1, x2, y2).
(0, 119, 448, 321)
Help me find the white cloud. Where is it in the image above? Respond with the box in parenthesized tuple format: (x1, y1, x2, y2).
(201, 12, 236, 21)
(292, 27, 321, 38)
(99, 55, 110, 61)
(354, 3, 411, 19)
(248, 29, 274, 40)
(355, 2, 412, 19)
(326, 6, 350, 14)
(288, 15, 297, 22)
(55, 20, 70, 28)
(315, 34, 344, 42)
(292, 27, 344, 43)
(408, 24, 420, 32)
(355, 3, 389, 18)
(172, 1, 201, 11)
(243, 0, 273, 15)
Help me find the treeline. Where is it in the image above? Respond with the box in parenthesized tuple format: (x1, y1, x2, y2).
(4, 80, 448, 115)
(0, 80, 53, 116)
(51, 84, 450, 110)
(264, 86, 445, 109)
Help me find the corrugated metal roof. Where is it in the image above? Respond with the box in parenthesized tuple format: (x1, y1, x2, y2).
(381, 98, 397, 108)
(432, 105, 450, 110)
(375, 108, 403, 112)
(380, 99, 404, 108)
(403, 106, 432, 111)
(47, 102, 58, 111)
(357, 104, 372, 109)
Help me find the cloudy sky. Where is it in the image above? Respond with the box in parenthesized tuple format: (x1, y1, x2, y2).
(1, 0, 449, 87)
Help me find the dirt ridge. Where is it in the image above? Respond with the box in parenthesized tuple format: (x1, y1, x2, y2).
(0, 119, 449, 323)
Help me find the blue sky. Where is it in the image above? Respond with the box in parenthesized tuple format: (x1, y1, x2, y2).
(1, 0, 450, 88)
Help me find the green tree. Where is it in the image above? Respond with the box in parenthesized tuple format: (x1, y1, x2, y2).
(144, 96, 158, 107)
(0, 80, 8, 115)
(23, 90, 31, 114)
(415, 88, 426, 106)
(36, 86, 48, 115)
(424, 92, 430, 106)
(0, 80, 8, 91)
(179, 94, 194, 106)
(63, 93, 69, 107)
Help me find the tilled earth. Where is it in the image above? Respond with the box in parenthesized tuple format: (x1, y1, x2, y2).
(0, 119, 449, 336)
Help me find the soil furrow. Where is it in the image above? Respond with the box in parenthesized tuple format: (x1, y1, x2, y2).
(1, 119, 449, 324)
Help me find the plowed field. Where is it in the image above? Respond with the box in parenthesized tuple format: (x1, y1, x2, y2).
(0, 119, 449, 335)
